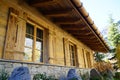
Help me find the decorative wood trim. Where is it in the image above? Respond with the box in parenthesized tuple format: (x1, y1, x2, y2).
(63, 38, 66, 65)
(3, 7, 20, 59)
(82, 49, 86, 68)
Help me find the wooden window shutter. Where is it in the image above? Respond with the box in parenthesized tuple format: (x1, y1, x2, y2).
(4, 8, 26, 60)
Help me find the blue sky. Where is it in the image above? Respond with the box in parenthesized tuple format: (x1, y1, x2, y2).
(80, 0, 120, 31)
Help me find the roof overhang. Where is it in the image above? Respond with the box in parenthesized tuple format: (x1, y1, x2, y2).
(26, 0, 109, 52)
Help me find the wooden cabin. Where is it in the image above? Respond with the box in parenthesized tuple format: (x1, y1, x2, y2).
(0, 0, 109, 69)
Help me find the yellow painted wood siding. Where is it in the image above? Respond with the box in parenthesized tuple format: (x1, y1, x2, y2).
(0, 0, 94, 68)
(4, 8, 26, 60)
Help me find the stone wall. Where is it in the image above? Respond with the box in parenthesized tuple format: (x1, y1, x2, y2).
(0, 59, 90, 79)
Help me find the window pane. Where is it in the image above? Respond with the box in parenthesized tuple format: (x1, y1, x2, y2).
(26, 23, 34, 35)
(24, 47, 32, 61)
(37, 28, 43, 39)
(36, 28, 43, 62)
(36, 39, 43, 50)
(69, 44, 76, 66)
(35, 50, 43, 62)
(25, 36, 33, 48)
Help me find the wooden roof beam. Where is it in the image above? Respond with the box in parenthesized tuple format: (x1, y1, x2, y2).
(54, 18, 82, 24)
(86, 43, 101, 45)
(89, 36, 96, 39)
(80, 39, 99, 42)
(65, 28, 86, 31)
(71, 32, 93, 36)
(30, 0, 58, 7)
(68, 30, 91, 34)
(89, 46, 104, 50)
(44, 9, 73, 17)
(81, 39, 99, 41)
(76, 36, 96, 39)
(30, 0, 53, 6)
(85, 32, 93, 35)
(62, 26, 87, 31)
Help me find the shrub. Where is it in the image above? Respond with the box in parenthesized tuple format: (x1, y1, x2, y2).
(79, 70, 89, 80)
(33, 73, 58, 80)
(114, 72, 120, 80)
(0, 69, 9, 80)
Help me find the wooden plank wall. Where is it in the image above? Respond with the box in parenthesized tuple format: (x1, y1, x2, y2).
(0, 1, 9, 58)
(4, 8, 26, 60)
(0, 0, 94, 68)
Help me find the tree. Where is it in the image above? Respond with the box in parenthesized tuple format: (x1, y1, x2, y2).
(116, 44, 120, 67)
(107, 15, 120, 48)
(107, 15, 120, 69)
(94, 52, 105, 62)
(93, 52, 113, 80)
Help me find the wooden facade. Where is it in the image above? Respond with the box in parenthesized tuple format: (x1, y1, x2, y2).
(0, 0, 108, 68)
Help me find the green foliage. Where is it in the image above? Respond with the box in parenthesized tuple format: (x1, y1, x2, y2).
(107, 15, 120, 69)
(0, 69, 9, 80)
(114, 72, 120, 80)
(79, 71, 89, 80)
(94, 52, 105, 62)
(114, 78, 119, 80)
(33, 73, 47, 80)
(107, 15, 120, 48)
(47, 75, 57, 80)
(68, 78, 77, 80)
(116, 44, 120, 67)
(90, 77, 101, 80)
(33, 73, 57, 80)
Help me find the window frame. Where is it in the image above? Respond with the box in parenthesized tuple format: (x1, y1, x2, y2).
(24, 20, 44, 62)
(69, 42, 78, 66)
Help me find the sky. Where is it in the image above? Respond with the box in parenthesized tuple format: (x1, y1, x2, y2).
(80, 0, 120, 32)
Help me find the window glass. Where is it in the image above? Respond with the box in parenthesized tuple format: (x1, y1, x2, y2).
(25, 37, 33, 48)
(36, 39, 43, 50)
(24, 47, 32, 61)
(24, 23, 43, 62)
(35, 49, 43, 62)
(26, 23, 34, 35)
(69, 43, 77, 66)
(37, 28, 43, 39)
(35, 28, 43, 62)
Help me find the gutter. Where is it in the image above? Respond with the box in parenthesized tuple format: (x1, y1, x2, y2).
(69, 0, 109, 52)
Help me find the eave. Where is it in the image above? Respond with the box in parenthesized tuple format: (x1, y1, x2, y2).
(26, 0, 109, 52)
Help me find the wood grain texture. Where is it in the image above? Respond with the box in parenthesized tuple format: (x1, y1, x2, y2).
(0, 0, 95, 68)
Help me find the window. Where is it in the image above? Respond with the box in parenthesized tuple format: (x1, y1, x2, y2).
(69, 43, 78, 66)
(24, 23, 43, 62)
(86, 51, 91, 68)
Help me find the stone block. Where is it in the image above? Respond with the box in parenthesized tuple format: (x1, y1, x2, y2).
(4, 63, 13, 68)
(90, 69, 103, 80)
(8, 66, 31, 80)
(0, 65, 4, 69)
(66, 69, 82, 80)
(13, 63, 22, 68)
